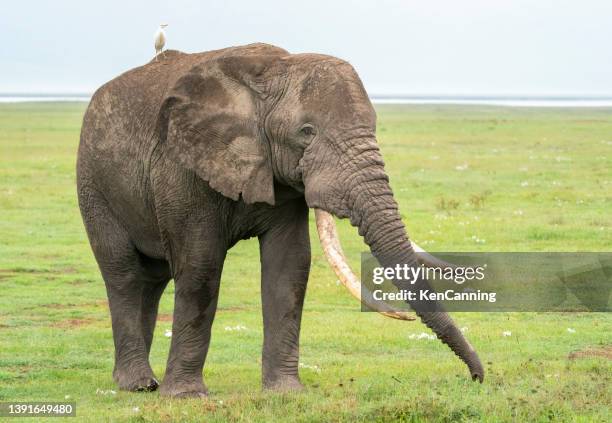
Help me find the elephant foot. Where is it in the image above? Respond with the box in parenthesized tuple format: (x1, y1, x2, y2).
(263, 375, 304, 392)
(159, 380, 208, 398)
(113, 368, 159, 392)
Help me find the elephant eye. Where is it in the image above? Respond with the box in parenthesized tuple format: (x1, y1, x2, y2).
(299, 123, 316, 137)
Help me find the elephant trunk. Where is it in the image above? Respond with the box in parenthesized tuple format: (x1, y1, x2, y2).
(311, 153, 484, 382)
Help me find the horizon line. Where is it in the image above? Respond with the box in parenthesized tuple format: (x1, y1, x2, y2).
(2, 93, 612, 100)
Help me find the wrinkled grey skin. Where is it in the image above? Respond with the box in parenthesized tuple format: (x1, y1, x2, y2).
(77, 43, 483, 397)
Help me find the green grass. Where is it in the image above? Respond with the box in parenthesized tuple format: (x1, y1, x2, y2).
(0, 102, 610, 422)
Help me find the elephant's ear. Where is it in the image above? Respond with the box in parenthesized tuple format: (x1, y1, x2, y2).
(160, 55, 278, 205)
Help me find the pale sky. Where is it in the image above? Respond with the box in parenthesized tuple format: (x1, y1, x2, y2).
(2, 0, 612, 96)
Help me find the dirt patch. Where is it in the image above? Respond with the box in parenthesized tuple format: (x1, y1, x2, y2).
(43, 303, 79, 309)
(568, 346, 612, 360)
(52, 318, 97, 328)
(1, 266, 78, 275)
(4, 365, 33, 377)
(69, 278, 93, 285)
(7, 267, 49, 274)
(157, 306, 247, 321)
(217, 306, 249, 313)
(40, 299, 108, 310)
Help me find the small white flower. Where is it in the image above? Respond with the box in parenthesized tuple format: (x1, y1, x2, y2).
(224, 325, 247, 331)
(64, 395, 71, 399)
(409, 332, 436, 340)
(218, 400, 224, 405)
(132, 407, 140, 413)
(567, 328, 576, 333)
(455, 163, 469, 171)
(299, 362, 322, 373)
(502, 331, 512, 337)
(470, 235, 486, 244)
(513, 210, 524, 216)
(460, 327, 468, 333)
(164, 329, 172, 337)
(520, 181, 529, 187)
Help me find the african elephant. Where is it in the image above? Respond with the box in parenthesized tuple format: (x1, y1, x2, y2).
(77, 43, 483, 397)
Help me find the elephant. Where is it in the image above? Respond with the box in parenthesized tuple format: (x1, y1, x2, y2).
(77, 43, 483, 397)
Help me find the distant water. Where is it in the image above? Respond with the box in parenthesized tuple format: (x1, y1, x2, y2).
(2, 94, 612, 108)
(0, 95, 91, 103)
(370, 96, 612, 107)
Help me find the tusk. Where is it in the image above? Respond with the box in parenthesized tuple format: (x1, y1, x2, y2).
(314, 209, 415, 321)
(410, 241, 458, 270)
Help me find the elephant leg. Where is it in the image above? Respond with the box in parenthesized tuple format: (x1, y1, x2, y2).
(159, 250, 225, 398)
(258, 199, 311, 390)
(83, 202, 167, 392)
(140, 263, 171, 354)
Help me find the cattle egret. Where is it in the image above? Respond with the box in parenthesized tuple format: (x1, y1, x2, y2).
(154, 24, 168, 59)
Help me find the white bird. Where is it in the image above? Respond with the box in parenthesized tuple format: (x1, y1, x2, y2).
(154, 24, 168, 59)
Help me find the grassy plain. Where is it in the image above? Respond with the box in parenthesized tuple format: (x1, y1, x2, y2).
(0, 102, 610, 422)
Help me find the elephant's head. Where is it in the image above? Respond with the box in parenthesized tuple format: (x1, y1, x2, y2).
(159, 44, 483, 382)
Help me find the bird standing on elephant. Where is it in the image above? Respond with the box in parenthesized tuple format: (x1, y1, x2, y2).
(154, 24, 167, 59)
(77, 43, 483, 397)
